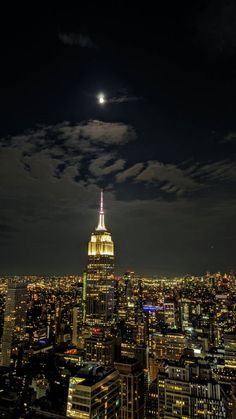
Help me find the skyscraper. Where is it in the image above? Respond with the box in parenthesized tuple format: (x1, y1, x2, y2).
(1, 278, 28, 367)
(114, 357, 145, 419)
(85, 191, 115, 327)
(66, 366, 120, 418)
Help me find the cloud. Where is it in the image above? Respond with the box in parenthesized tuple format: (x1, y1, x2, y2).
(0, 120, 137, 231)
(108, 95, 140, 104)
(54, 120, 135, 147)
(135, 161, 200, 194)
(59, 32, 96, 48)
(79, 120, 136, 144)
(221, 132, 236, 143)
(116, 162, 144, 183)
(89, 154, 125, 177)
(1, 120, 135, 176)
(116, 158, 236, 195)
(0, 126, 235, 274)
(189, 160, 236, 182)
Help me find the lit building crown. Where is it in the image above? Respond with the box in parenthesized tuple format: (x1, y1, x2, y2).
(88, 191, 114, 257)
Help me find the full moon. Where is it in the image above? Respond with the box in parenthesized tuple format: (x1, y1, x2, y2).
(98, 93, 106, 105)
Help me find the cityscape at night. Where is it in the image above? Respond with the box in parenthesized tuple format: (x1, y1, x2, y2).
(0, 3, 236, 419)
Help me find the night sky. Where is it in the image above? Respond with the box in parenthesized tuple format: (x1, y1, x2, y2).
(0, 3, 235, 276)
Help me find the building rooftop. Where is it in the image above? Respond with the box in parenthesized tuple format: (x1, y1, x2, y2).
(71, 365, 116, 387)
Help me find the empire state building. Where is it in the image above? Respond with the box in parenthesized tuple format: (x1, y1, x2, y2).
(85, 191, 115, 326)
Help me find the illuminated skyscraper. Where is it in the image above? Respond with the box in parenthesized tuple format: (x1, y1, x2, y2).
(1, 278, 28, 367)
(114, 357, 145, 419)
(85, 191, 115, 327)
(66, 366, 120, 418)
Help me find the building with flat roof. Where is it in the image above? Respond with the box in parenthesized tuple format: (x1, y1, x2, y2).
(66, 365, 120, 418)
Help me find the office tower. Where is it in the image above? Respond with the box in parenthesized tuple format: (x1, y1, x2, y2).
(85, 191, 115, 327)
(72, 283, 84, 347)
(146, 378, 158, 418)
(72, 306, 82, 347)
(179, 299, 191, 330)
(224, 333, 236, 369)
(163, 301, 176, 328)
(157, 359, 226, 418)
(114, 357, 145, 419)
(84, 334, 115, 366)
(151, 331, 186, 361)
(143, 306, 160, 351)
(121, 340, 136, 358)
(117, 272, 144, 344)
(66, 365, 120, 418)
(1, 278, 28, 367)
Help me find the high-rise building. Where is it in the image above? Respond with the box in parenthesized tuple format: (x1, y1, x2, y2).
(84, 333, 115, 366)
(1, 278, 28, 367)
(156, 359, 226, 418)
(85, 191, 115, 327)
(114, 357, 145, 419)
(66, 365, 120, 418)
(72, 306, 82, 347)
(72, 282, 84, 347)
(146, 378, 158, 418)
(151, 331, 186, 361)
(163, 301, 176, 328)
(117, 272, 144, 344)
(224, 333, 236, 369)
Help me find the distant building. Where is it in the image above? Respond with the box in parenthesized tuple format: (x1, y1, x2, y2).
(1, 278, 28, 367)
(151, 331, 186, 361)
(146, 378, 158, 418)
(84, 334, 115, 366)
(66, 365, 120, 418)
(224, 333, 236, 369)
(117, 272, 144, 344)
(164, 301, 176, 328)
(156, 359, 226, 418)
(115, 357, 145, 419)
(72, 302, 83, 347)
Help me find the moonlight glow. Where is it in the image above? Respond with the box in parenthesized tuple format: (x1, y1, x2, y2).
(98, 93, 106, 104)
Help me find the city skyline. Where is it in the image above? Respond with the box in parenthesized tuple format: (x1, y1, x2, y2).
(0, 4, 235, 276)
(0, 5, 236, 417)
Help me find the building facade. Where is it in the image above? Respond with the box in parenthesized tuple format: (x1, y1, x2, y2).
(156, 360, 226, 418)
(85, 191, 115, 327)
(1, 278, 28, 367)
(115, 358, 145, 419)
(66, 366, 120, 418)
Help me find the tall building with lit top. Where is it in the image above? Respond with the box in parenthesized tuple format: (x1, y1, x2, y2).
(85, 191, 115, 327)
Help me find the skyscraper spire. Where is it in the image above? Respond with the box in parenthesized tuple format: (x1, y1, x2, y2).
(96, 190, 106, 231)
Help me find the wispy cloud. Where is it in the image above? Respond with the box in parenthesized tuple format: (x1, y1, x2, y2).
(116, 163, 144, 183)
(0, 120, 136, 187)
(116, 157, 236, 196)
(108, 95, 140, 104)
(135, 161, 200, 195)
(89, 154, 125, 177)
(58, 32, 96, 48)
(221, 132, 236, 143)
(189, 159, 236, 182)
